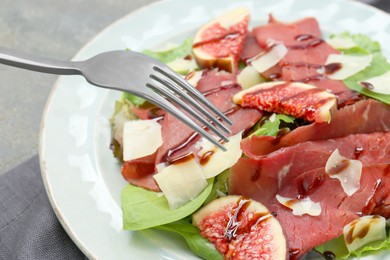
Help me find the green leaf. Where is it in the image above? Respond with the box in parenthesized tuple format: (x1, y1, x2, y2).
(109, 96, 139, 160)
(332, 32, 381, 53)
(250, 114, 295, 137)
(333, 32, 390, 105)
(343, 52, 390, 105)
(142, 36, 193, 64)
(316, 226, 390, 259)
(203, 169, 230, 205)
(155, 218, 223, 260)
(122, 179, 214, 230)
(122, 92, 146, 107)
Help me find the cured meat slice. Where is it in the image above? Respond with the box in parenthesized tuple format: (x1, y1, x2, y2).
(270, 164, 389, 258)
(254, 16, 322, 47)
(156, 70, 241, 163)
(130, 106, 165, 120)
(252, 16, 359, 106)
(121, 152, 160, 191)
(240, 31, 264, 62)
(242, 99, 390, 158)
(230, 132, 390, 258)
(123, 70, 263, 191)
(233, 132, 390, 201)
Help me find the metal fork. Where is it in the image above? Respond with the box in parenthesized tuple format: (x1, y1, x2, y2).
(0, 48, 232, 150)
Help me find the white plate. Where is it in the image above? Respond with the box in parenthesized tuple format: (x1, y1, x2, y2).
(39, 0, 390, 259)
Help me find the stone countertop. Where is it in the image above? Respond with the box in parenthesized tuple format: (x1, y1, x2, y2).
(0, 0, 389, 175)
(0, 0, 157, 174)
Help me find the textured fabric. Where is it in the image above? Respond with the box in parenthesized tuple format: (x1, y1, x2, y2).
(0, 155, 84, 260)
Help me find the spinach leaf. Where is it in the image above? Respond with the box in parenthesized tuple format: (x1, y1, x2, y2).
(122, 179, 214, 230)
(155, 218, 223, 260)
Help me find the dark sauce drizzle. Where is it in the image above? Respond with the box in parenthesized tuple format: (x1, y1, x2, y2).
(289, 248, 302, 260)
(288, 34, 325, 50)
(224, 196, 271, 241)
(344, 215, 382, 245)
(201, 83, 240, 97)
(163, 106, 240, 164)
(360, 81, 374, 90)
(323, 250, 336, 260)
(354, 146, 364, 159)
(263, 34, 343, 83)
(327, 159, 350, 176)
(193, 31, 241, 49)
(297, 174, 325, 199)
(324, 63, 342, 75)
(199, 150, 214, 165)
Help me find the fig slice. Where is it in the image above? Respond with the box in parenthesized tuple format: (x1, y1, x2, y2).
(232, 81, 337, 123)
(192, 8, 250, 73)
(193, 195, 286, 260)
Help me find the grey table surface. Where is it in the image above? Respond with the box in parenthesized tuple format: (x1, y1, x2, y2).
(0, 0, 388, 176)
(0, 0, 157, 175)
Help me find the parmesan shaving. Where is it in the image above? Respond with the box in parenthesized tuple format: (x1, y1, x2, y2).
(325, 149, 362, 196)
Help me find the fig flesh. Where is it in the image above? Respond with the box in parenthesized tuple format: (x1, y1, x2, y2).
(233, 81, 337, 123)
(193, 195, 287, 260)
(192, 8, 250, 73)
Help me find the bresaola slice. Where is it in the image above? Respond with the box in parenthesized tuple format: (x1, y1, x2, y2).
(242, 99, 390, 158)
(229, 132, 390, 258)
(156, 69, 258, 164)
(121, 152, 160, 191)
(122, 70, 263, 192)
(252, 15, 360, 107)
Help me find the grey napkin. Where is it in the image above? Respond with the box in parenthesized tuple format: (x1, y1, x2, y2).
(0, 155, 84, 260)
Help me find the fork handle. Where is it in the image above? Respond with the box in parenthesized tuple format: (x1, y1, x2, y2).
(0, 47, 82, 75)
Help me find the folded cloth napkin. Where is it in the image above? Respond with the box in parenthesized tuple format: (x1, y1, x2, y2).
(0, 155, 84, 260)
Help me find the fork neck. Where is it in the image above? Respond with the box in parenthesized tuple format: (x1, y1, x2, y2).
(0, 47, 82, 75)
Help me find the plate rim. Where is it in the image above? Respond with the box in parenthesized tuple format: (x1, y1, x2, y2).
(38, 1, 166, 258)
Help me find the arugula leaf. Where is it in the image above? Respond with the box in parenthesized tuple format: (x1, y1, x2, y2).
(142, 36, 193, 64)
(316, 226, 390, 259)
(250, 114, 295, 137)
(155, 218, 223, 260)
(122, 179, 214, 230)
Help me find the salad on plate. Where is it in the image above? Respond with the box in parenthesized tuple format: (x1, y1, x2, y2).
(109, 7, 390, 260)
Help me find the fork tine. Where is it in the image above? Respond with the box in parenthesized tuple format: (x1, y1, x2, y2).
(149, 73, 231, 134)
(146, 83, 229, 142)
(140, 88, 227, 151)
(153, 66, 233, 125)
